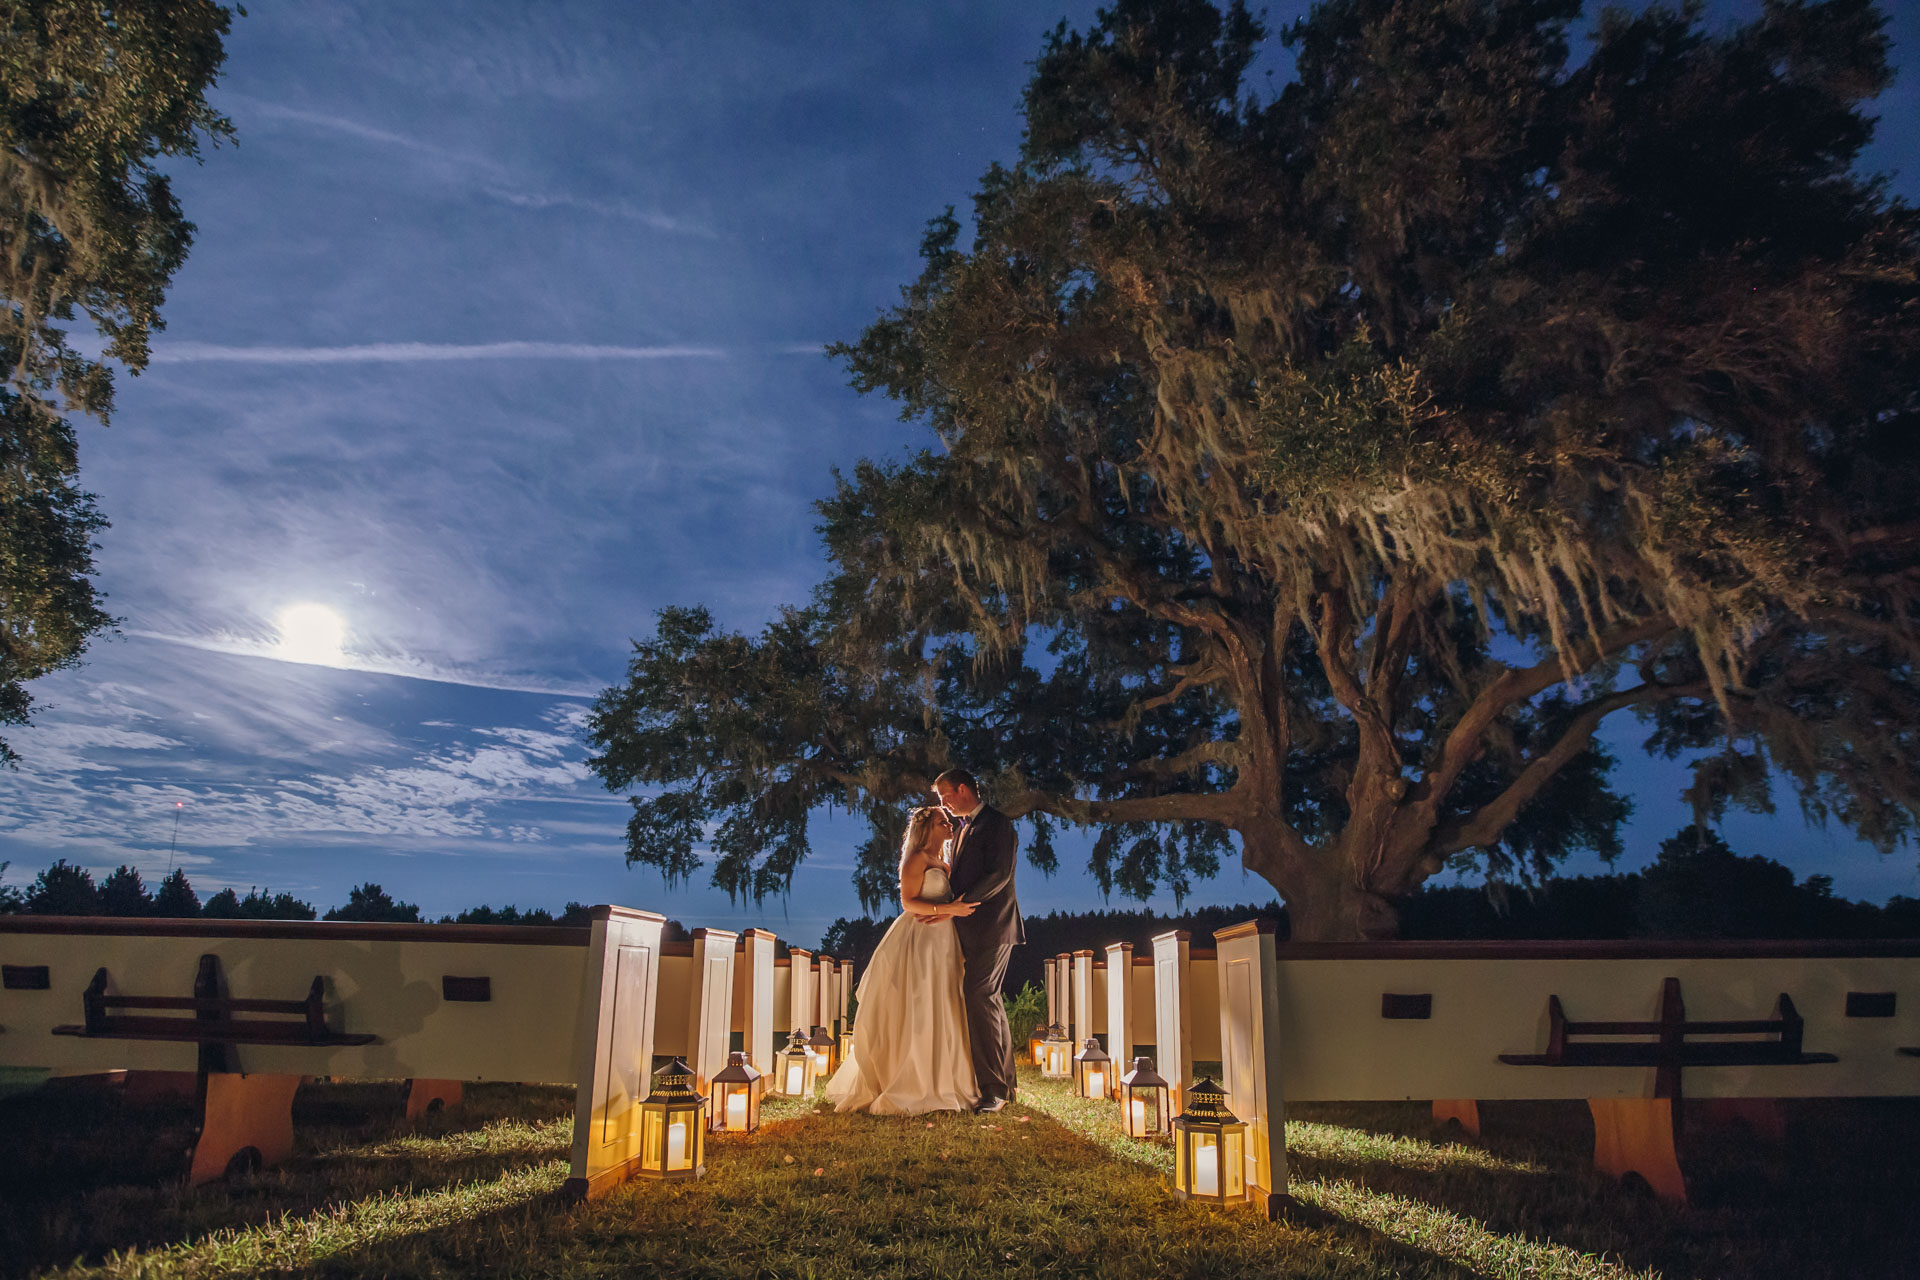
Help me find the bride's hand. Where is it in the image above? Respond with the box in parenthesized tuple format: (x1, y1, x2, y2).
(945, 900, 979, 917)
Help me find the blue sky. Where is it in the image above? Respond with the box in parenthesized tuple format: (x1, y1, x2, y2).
(3, 0, 1918, 945)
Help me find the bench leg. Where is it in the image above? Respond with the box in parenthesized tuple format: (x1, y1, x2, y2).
(405, 1078, 463, 1119)
(1588, 1098, 1686, 1205)
(188, 1073, 302, 1186)
(1431, 1099, 1480, 1138)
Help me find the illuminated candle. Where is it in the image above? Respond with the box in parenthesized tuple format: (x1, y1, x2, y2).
(1089, 1068, 1105, 1098)
(1129, 1099, 1146, 1134)
(667, 1120, 687, 1169)
(786, 1062, 804, 1094)
(1195, 1139, 1218, 1196)
(726, 1092, 748, 1130)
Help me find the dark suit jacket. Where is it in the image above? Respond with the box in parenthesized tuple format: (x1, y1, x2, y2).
(947, 804, 1025, 952)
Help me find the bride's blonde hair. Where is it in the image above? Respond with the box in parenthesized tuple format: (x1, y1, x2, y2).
(897, 805, 945, 877)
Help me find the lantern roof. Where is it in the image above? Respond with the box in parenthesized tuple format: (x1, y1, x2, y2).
(1120, 1056, 1170, 1088)
(782, 1028, 810, 1050)
(808, 1025, 835, 1048)
(1075, 1037, 1111, 1063)
(1175, 1077, 1242, 1124)
(712, 1050, 762, 1084)
(1042, 1021, 1071, 1041)
(644, 1057, 703, 1102)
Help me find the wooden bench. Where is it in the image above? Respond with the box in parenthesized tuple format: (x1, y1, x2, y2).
(1496, 976, 1837, 1198)
(55, 955, 377, 1049)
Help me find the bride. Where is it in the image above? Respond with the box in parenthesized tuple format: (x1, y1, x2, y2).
(824, 805, 980, 1114)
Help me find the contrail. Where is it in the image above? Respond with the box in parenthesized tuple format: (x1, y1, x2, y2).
(148, 341, 730, 365)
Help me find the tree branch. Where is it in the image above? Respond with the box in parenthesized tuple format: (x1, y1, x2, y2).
(1434, 679, 1709, 855)
(998, 786, 1244, 826)
(1104, 737, 1243, 783)
(1419, 617, 1678, 808)
(1108, 658, 1226, 726)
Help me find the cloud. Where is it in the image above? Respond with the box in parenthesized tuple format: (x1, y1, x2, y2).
(241, 101, 456, 159)
(234, 96, 717, 238)
(1, 655, 611, 860)
(480, 187, 721, 237)
(123, 629, 601, 699)
(147, 341, 730, 365)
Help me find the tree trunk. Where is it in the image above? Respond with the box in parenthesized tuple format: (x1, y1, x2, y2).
(1239, 823, 1403, 942)
(1282, 869, 1401, 942)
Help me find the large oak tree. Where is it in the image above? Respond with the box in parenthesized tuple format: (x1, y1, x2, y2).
(2, 0, 235, 763)
(591, 0, 1920, 939)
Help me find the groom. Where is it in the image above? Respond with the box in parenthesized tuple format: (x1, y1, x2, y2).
(931, 766, 1024, 1112)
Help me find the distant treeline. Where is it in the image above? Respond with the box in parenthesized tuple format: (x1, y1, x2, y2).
(10, 825, 1916, 982)
(0, 860, 649, 931)
(822, 825, 1920, 993)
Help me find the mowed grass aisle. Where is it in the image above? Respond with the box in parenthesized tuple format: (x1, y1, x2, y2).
(2, 1067, 1913, 1279)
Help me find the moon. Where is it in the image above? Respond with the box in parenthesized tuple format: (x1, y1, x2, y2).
(274, 603, 348, 665)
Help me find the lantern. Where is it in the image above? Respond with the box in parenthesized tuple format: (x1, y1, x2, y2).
(1041, 1022, 1073, 1078)
(1119, 1056, 1171, 1140)
(837, 1021, 855, 1065)
(773, 1028, 818, 1097)
(710, 1050, 763, 1133)
(1170, 1077, 1247, 1204)
(1029, 1027, 1049, 1065)
(637, 1057, 706, 1180)
(1073, 1037, 1112, 1100)
(808, 1024, 837, 1076)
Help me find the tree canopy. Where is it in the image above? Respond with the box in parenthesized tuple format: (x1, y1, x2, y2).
(322, 882, 420, 924)
(589, 0, 1920, 939)
(2, 0, 235, 763)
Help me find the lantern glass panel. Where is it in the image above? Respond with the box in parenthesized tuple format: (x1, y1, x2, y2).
(1192, 1132, 1220, 1196)
(715, 1081, 753, 1131)
(642, 1107, 666, 1169)
(1222, 1129, 1246, 1198)
(1124, 1087, 1160, 1137)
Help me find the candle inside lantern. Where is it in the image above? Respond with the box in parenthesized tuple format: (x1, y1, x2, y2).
(726, 1091, 748, 1130)
(667, 1120, 688, 1169)
(786, 1062, 804, 1093)
(1195, 1138, 1218, 1196)
(1088, 1068, 1106, 1097)
(1129, 1099, 1146, 1134)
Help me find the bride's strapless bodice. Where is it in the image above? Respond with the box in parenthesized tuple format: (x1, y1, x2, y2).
(919, 865, 954, 904)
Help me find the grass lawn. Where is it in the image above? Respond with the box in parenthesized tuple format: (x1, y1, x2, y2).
(0, 1066, 1910, 1279)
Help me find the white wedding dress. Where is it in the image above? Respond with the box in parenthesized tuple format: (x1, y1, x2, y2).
(824, 865, 979, 1115)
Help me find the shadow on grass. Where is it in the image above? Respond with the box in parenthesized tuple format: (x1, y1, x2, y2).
(1284, 1098, 1920, 1280)
(0, 1081, 574, 1279)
